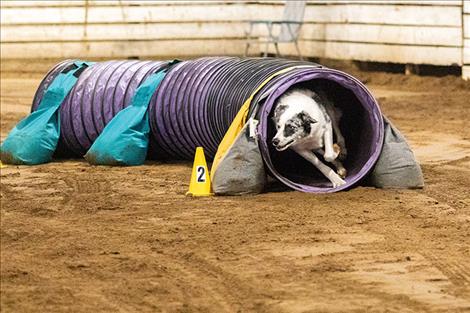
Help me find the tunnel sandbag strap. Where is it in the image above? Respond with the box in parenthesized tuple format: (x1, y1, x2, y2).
(0, 61, 92, 165)
(366, 116, 424, 188)
(84, 63, 174, 166)
(212, 118, 266, 195)
(210, 65, 316, 177)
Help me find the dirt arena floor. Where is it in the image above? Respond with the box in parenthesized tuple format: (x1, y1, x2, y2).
(1, 59, 469, 312)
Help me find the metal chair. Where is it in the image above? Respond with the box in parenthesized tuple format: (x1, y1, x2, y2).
(244, 0, 306, 60)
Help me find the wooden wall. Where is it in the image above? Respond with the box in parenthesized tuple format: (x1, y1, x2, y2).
(0, 1, 258, 58)
(464, 0, 470, 79)
(1, 0, 469, 79)
(297, 1, 462, 66)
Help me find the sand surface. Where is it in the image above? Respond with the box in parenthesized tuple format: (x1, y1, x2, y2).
(1, 61, 469, 312)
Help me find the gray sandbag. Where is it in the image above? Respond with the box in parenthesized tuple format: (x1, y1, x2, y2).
(367, 117, 424, 188)
(212, 118, 266, 195)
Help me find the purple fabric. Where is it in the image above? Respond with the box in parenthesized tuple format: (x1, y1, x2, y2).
(194, 59, 233, 154)
(181, 58, 215, 151)
(60, 63, 95, 155)
(152, 61, 187, 158)
(194, 58, 238, 155)
(166, 60, 196, 159)
(32, 58, 383, 193)
(57, 60, 166, 156)
(148, 57, 237, 158)
(91, 61, 126, 135)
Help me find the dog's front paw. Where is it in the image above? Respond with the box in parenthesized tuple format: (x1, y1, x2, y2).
(333, 143, 341, 155)
(337, 167, 347, 179)
(331, 175, 346, 188)
(333, 143, 349, 161)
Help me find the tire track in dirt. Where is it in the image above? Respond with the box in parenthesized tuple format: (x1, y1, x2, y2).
(349, 253, 470, 311)
(426, 253, 470, 288)
(161, 254, 244, 312)
(241, 230, 437, 312)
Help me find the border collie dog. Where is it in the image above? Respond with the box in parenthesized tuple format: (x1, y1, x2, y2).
(272, 88, 347, 188)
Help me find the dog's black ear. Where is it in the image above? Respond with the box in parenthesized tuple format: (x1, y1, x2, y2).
(298, 111, 317, 125)
(298, 111, 317, 134)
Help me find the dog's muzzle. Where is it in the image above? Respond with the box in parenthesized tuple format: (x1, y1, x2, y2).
(272, 138, 294, 151)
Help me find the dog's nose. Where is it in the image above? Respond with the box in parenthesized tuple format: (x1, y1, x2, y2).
(272, 138, 280, 146)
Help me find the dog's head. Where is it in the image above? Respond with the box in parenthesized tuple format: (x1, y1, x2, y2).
(272, 105, 317, 151)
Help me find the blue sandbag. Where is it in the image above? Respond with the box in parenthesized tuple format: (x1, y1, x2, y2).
(0, 61, 92, 165)
(84, 66, 170, 166)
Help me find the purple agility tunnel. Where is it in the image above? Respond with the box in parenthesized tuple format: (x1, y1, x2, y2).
(32, 57, 383, 193)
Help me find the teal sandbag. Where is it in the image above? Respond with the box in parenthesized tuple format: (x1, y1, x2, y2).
(85, 68, 168, 166)
(0, 61, 92, 165)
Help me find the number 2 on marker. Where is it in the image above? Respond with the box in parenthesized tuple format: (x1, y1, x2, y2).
(197, 166, 206, 182)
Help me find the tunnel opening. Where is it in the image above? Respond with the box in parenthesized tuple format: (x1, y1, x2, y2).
(258, 68, 384, 193)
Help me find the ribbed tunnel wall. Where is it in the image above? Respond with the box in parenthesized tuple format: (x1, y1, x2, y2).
(32, 57, 384, 193)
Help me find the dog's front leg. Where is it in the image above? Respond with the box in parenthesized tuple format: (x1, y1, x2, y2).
(323, 124, 339, 163)
(331, 120, 347, 161)
(315, 149, 347, 179)
(294, 149, 346, 188)
(325, 105, 347, 160)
